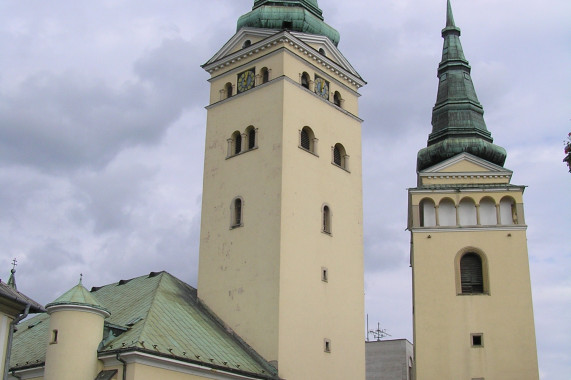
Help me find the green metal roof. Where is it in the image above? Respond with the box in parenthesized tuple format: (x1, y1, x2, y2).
(417, 0, 506, 171)
(237, 1, 340, 46)
(10, 272, 278, 379)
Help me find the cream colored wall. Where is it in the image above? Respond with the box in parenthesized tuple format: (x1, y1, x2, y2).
(127, 362, 225, 380)
(198, 80, 284, 362)
(44, 309, 105, 380)
(277, 78, 365, 379)
(0, 313, 12, 378)
(410, 205, 539, 379)
(199, 32, 365, 379)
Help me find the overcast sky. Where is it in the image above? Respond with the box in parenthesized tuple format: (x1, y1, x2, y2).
(1, 0, 569, 378)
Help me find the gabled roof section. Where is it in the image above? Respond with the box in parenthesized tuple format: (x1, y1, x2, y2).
(418, 153, 513, 187)
(203, 28, 364, 87)
(0, 280, 45, 316)
(10, 271, 278, 379)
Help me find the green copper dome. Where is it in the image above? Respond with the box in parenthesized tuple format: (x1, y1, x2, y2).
(237, 0, 340, 46)
(417, 0, 506, 170)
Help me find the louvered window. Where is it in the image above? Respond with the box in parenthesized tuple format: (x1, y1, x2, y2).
(333, 146, 341, 165)
(460, 253, 484, 294)
(301, 129, 310, 150)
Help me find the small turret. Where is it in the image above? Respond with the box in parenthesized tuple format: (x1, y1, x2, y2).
(44, 276, 110, 380)
(417, 0, 507, 171)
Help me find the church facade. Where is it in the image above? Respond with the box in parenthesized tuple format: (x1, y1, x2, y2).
(2, 1, 539, 380)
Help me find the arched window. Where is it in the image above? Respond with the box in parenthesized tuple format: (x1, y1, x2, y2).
(225, 82, 233, 98)
(301, 72, 310, 89)
(231, 197, 243, 228)
(333, 91, 342, 107)
(332, 143, 348, 170)
(419, 198, 436, 227)
(458, 198, 477, 226)
(479, 197, 497, 225)
(322, 205, 331, 234)
(499, 196, 517, 225)
(242, 40, 251, 48)
(438, 198, 456, 226)
(260, 67, 269, 84)
(319, 48, 326, 56)
(460, 253, 484, 294)
(299, 126, 317, 154)
(232, 131, 242, 155)
(246, 126, 257, 150)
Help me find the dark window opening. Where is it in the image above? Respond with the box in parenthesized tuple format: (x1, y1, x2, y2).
(225, 83, 233, 98)
(324, 339, 331, 353)
(234, 134, 242, 155)
(334, 92, 341, 107)
(333, 146, 341, 166)
(261, 67, 269, 83)
(242, 40, 251, 48)
(282, 21, 293, 29)
(471, 334, 483, 347)
(461, 253, 484, 294)
(323, 205, 331, 234)
(301, 129, 310, 150)
(301, 72, 310, 89)
(234, 199, 242, 227)
(319, 48, 326, 56)
(248, 128, 256, 149)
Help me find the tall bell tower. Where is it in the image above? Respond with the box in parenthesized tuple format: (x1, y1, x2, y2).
(408, 1, 539, 379)
(197, 1, 366, 379)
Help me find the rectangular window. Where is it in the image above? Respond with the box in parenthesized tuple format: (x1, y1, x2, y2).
(471, 333, 483, 347)
(51, 329, 58, 344)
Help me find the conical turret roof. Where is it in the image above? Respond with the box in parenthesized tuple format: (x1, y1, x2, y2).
(417, 0, 506, 171)
(46, 277, 109, 315)
(237, 0, 340, 46)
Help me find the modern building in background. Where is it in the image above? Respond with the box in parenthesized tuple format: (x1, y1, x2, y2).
(366, 339, 413, 380)
(408, 1, 540, 379)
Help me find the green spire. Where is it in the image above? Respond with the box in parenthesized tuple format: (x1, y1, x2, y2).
(237, 0, 340, 46)
(417, 0, 506, 171)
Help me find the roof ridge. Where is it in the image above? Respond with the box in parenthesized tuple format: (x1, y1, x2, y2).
(130, 272, 166, 345)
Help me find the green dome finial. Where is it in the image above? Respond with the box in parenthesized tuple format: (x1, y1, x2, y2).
(237, 0, 340, 46)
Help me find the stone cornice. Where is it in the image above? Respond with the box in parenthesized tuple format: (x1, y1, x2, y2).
(203, 29, 365, 89)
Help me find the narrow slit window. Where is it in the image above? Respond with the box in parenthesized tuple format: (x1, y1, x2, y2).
(323, 205, 331, 234)
(321, 267, 328, 282)
(51, 329, 58, 344)
(324, 339, 331, 353)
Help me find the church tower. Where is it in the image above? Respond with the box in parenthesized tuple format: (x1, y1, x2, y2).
(408, 1, 539, 379)
(198, 1, 366, 379)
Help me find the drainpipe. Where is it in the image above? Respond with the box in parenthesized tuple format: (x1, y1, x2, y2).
(3, 304, 30, 380)
(116, 353, 127, 380)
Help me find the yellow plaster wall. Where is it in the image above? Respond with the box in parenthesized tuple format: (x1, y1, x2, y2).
(127, 363, 212, 380)
(411, 228, 539, 379)
(43, 309, 105, 380)
(0, 313, 12, 378)
(199, 34, 365, 379)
